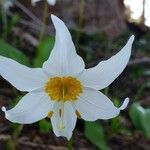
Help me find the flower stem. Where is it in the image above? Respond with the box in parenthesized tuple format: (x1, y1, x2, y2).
(39, 1, 48, 41)
(67, 138, 73, 150)
(76, 0, 85, 49)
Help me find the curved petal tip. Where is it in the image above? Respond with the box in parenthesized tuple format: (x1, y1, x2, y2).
(51, 14, 63, 24)
(119, 98, 129, 110)
(47, 0, 56, 6)
(1, 107, 7, 117)
(51, 14, 56, 19)
(2, 106, 6, 112)
(129, 35, 135, 44)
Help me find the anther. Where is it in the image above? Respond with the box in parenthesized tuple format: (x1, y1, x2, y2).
(47, 111, 54, 118)
(75, 110, 81, 119)
(44, 76, 83, 102)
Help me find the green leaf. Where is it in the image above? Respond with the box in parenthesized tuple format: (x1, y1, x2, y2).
(130, 103, 145, 129)
(130, 103, 150, 139)
(33, 36, 55, 67)
(109, 116, 121, 136)
(39, 119, 52, 134)
(84, 121, 109, 150)
(9, 95, 23, 108)
(142, 109, 150, 138)
(0, 38, 29, 66)
(108, 98, 124, 136)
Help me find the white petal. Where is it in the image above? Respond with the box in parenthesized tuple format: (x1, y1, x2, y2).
(2, 90, 54, 124)
(47, 0, 56, 5)
(74, 88, 129, 121)
(78, 35, 134, 90)
(3, 1, 14, 10)
(119, 97, 129, 110)
(43, 15, 85, 76)
(0, 56, 48, 92)
(51, 102, 77, 140)
(31, 0, 41, 6)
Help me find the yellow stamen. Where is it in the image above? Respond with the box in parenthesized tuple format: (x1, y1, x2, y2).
(75, 110, 81, 119)
(47, 111, 54, 118)
(58, 122, 65, 130)
(44, 76, 83, 102)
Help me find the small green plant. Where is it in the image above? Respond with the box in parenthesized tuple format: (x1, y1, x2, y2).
(38, 119, 52, 134)
(130, 103, 150, 139)
(33, 36, 55, 67)
(84, 121, 109, 150)
(109, 98, 131, 137)
(0, 38, 29, 65)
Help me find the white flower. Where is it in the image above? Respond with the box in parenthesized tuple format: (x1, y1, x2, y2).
(32, 0, 56, 6)
(0, 0, 14, 10)
(0, 15, 134, 140)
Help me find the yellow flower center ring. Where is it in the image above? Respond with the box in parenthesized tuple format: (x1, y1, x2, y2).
(45, 76, 83, 102)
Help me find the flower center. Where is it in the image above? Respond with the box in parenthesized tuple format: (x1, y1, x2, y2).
(44, 76, 83, 102)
